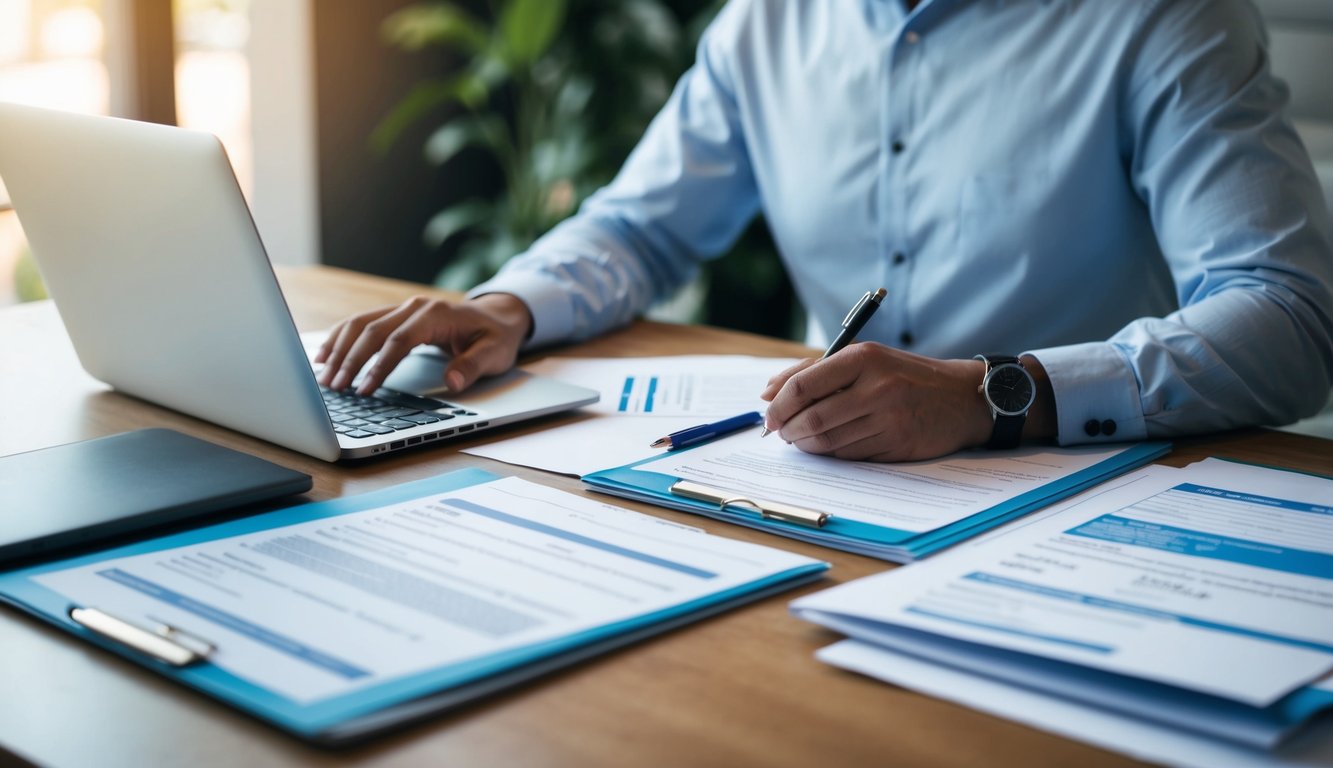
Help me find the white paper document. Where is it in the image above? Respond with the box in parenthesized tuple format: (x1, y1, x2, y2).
(793, 461, 1333, 708)
(464, 415, 700, 477)
(465, 355, 797, 475)
(523, 355, 798, 416)
(635, 436, 1135, 533)
(818, 639, 1333, 768)
(35, 477, 821, 703)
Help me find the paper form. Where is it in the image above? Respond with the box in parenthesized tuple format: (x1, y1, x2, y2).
(818, 640, 1333, 765)
(464, 355, 798, 475)
(464, 415, 701, 476)
(522, 356, 799, 416)
(35, 477, 819, 703)
(793, 462, 1333, 706)
(634, 435, 1134, 533)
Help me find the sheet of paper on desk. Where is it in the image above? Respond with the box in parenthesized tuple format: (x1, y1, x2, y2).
(634, 435, 1137, 534)
(33, 476, 823, 704)
(465, 355, 799, 475)
(792, 460, 1333, 710)
(464, 415, 700, 476)
(817, 639, 1333, 768)
(522, 355, 799, 416)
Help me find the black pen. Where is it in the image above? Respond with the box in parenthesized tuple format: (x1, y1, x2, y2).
(761, 287, 887, 437)
(651, 411, 763, 450)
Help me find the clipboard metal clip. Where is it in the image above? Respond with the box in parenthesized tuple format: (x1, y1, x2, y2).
(70, 607, 214, 667)
(669, 481, 830, 528)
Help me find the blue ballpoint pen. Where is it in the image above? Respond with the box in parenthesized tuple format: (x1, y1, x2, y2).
(650, 411, 764, 450)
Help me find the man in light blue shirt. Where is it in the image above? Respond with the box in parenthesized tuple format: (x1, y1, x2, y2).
(319, 0, 1333, 462)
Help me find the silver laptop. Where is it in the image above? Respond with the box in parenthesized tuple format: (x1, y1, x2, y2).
(0, 103, 598, 461)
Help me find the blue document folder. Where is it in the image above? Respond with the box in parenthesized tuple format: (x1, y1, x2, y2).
(0, 468, 828, 744)
(583, 442, 1171, 562)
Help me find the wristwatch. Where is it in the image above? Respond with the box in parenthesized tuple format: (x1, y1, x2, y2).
(975, 354, 1035, 450)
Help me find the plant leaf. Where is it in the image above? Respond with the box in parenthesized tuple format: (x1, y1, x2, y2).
(551, 75, 594, 121)
(531, 131, 592, 185)
(436, 254, 487, 291)
(469, 48, 512, 90)
(499, 0, 567, 67)
(436, 236, 497, 290)
(482, 230, 523, 272)
(423, 115, 509, 166)
(381, 3, 489, 54)
(370, 74, 490, 153)
(423, 200, 495, 249)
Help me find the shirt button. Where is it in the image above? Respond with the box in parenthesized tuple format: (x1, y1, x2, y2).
(1101, 419, 1117, 437)
(891, 140, 906, 154)
(905, 31, 920, 44)
(899, 331, 914, 346)
(892, 251, 907, 265)
(1084, 419, 1102, 437)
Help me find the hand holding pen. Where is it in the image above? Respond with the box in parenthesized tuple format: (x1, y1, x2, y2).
(759, 286, 1001, 462)
(760, 288, 885, 437)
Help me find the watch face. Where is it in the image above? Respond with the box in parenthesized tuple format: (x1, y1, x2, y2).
(985, 363, 1035, 416)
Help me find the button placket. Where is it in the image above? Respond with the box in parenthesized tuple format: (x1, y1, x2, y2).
(883, 23, 921, 352)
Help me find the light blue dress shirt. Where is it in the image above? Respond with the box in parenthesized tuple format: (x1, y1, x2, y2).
(472, 0, 1333, 445)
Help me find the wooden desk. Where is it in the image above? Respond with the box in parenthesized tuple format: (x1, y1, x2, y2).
(2, 266, 1330, 768)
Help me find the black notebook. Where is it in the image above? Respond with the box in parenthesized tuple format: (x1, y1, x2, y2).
(0, 428, 311, 565)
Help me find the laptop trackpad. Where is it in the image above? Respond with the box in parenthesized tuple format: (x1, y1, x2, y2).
(378, 347, 453, 395)
(380, 348, 545, 410)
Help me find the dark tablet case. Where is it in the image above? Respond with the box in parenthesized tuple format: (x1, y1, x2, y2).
(0, 428, 312, 564)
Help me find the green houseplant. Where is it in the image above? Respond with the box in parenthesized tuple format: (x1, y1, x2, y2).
(375, 0, 801, 337)
(374, 0, 706, 290)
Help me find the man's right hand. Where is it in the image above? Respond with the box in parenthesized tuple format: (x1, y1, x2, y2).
(315, 293, 533, 396)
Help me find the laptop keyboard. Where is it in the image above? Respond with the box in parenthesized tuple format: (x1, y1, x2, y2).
(321, 387, 477, 439)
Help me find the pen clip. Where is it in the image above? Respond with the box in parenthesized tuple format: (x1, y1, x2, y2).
(841, 290, 874, 327)
(70, 607, 214, 667)
(669, 481, 830, 528)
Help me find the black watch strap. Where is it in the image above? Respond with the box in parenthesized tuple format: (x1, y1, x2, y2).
(988, 409, 1026, 451)
(979, 355, 1030, 451)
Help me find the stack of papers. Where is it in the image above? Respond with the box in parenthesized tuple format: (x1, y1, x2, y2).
(583, 432, 1168, 561)
(791, 460, 1333, 763)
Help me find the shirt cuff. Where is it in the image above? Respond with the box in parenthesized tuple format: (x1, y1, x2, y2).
(1026, 342, 1147, 445)
(467, 271, 576, 351)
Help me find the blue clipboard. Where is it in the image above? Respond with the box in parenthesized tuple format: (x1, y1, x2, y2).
(0, 468, 828, 744)
(583, 442, 1172, 562)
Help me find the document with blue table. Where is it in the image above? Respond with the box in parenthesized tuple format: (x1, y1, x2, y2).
(792, 459, 1333, 759)
(0, 469, 827, 744)
(583, 432, 1169, 562)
